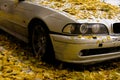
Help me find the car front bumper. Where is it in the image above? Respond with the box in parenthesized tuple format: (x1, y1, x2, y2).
(50, 34, 120, 63)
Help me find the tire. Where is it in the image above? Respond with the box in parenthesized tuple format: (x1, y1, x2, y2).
(30, 22, 55, 62)
(0, 29, 3, 34)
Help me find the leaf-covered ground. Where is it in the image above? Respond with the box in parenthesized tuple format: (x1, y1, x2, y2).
(0, 31, 120, 80)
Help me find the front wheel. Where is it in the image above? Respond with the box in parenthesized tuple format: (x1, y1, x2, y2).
(30, 22, 54, 62)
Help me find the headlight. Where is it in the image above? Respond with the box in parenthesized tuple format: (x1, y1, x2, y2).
(62, 24, 78, 34)
(80, 24, 88, 34)
(92, 24, 100, 34)
(65, 24, 75, 33)
(62, 23, 108, 35)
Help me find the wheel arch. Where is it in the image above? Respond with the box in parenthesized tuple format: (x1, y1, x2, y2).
(28, 17, 55, 61)
(28, 18, 50, 35)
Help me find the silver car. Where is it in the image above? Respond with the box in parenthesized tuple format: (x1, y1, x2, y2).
(0, 0, 120, 63)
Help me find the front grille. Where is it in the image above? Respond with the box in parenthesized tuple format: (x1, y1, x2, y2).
(113, 23, 120, 33)
(81, 47, 120, 56)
